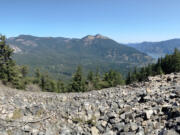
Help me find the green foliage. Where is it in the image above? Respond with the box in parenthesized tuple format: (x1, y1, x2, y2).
(103, 70, 124, 87)
(127, 39, 180, 59)
(93, 68, 101, 89)
(86, 69, 125, 90)
(0, 35, 154, 93)
(86, 71, 95, 91)
(33, 68, 41, 84)
(9, 35, 152, 80)
(172, 48, 180, 72)
(68, 66, 86, 92)
(57, 79, 65, 93)
(20, 65, 29, 78)
(0, 36, 126, 93)
(29, 66, 125, 93)
(87, 71, 94, 82)
(39, 73, 58, 92)
(40, 74, 46, 91)
(126, 48, 180, 84)
(0, 35, 23, 88)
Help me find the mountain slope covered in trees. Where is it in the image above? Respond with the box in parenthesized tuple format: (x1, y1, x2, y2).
(127, 38, 180, 59)
(8, 34, 153, 79)
(2, 35, 180, 94)
(0, 35, 125, 92)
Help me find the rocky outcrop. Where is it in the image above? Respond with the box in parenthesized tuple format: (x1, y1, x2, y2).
(0, 73, 180, 135)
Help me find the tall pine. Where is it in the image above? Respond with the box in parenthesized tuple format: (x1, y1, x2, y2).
(173, 48, 180, 72)
(0, 35, 21, 87)
(70, 66, 86, 92)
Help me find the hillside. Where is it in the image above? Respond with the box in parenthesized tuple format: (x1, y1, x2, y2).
(127, 39, 180, 59)
(7, 34, 153, 79)
(0, 73, 179, 135)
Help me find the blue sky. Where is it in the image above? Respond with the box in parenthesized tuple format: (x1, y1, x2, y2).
(0, 0, 180, 43)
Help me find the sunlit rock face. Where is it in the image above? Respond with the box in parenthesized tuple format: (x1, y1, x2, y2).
(10, 45, 22, 53)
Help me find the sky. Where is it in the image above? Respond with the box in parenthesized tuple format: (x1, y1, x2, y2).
(0, 0, 180, 43)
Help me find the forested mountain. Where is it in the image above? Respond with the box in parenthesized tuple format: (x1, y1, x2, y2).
(127, 39, 180, 59)
(7, 34, 153, 79)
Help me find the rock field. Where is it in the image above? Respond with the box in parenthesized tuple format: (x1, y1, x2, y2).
(0, 73, 180, 135)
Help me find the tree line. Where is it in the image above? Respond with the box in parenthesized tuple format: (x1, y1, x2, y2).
(126, 48, 180, 84)
(1, 35, 180, 93)
(0, 35, 125, 92)
(30, 66, 125, 93)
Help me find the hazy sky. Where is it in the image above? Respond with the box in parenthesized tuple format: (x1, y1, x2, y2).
(1, 0, 180, 43)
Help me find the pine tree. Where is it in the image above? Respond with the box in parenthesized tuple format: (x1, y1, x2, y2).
(86, 71, 95, 90)
(33, 68, 41, 84)
(21, 65, 29, 78)
(115, 72, 125, 85)
(57, 79, 65, 93)
(40, 74, 46, 91)
(156, 65, 163, 75)
(94, 68, 101, 89)
(0, 35, 21, 87)
(126, 72, 132, 84)
(126, 48, 180, 85)
(87, 71, 94, 82)
(48, 80, 57, 92)
(139, 67, 147, 81)
(104, 70, 114, 86)
(172, 48, 180, 72)
(146, 64, 153, 76)
(105, 70, 124, 86)
(70, 66, 86, 92)
(35, 68, 41, 78)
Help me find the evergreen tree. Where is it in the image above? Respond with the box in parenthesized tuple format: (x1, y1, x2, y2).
(87, 71, 94, 82)
(35, 68, 41, 78)
(0, 35, 21, 87)
(115, 72, 125, 85)
(93, 68, 101, 89)
(126, 72, 132, 84)
(103, 70, 114, 86)
(130, 67, 139, 83)
(146, 64, 153, 76)
(156, 65, 163, 75)
(48, 80, 57, 92)
(40, 74, 46, 91)
(172, 48, 180, 72)
(20, 65, 29, 78)
(70, 66, 86, 92)
(139, 67, 146, 81)
(57, 79, 65, 93)
(86, 71, 95, 91)
(40, 73, 56, 92)
(126, 49, 180, 84)
(103, 70, 124, 87)
(33, 68, 41, 84)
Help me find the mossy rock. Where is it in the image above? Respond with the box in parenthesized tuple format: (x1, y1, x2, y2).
(12, 109, 23, 120)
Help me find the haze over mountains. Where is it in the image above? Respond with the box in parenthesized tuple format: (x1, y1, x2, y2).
(127, 38, 180, 59)
(7, 34, 152, 79)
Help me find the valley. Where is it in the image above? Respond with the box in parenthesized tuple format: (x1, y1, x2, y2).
(7, 34, 153, 79)
(127, 39, 180, 59)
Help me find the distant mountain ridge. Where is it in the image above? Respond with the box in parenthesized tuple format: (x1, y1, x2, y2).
(127, 38, 180, 59)
(7, 34, 153, 79)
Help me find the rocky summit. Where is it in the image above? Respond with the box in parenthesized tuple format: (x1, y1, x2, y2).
(0, 73, 180, 135)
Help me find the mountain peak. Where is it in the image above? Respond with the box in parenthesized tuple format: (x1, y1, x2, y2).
(17, 34, 35, 38)
(95, 34, 108, 39)
(82, 34, 109, 41)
